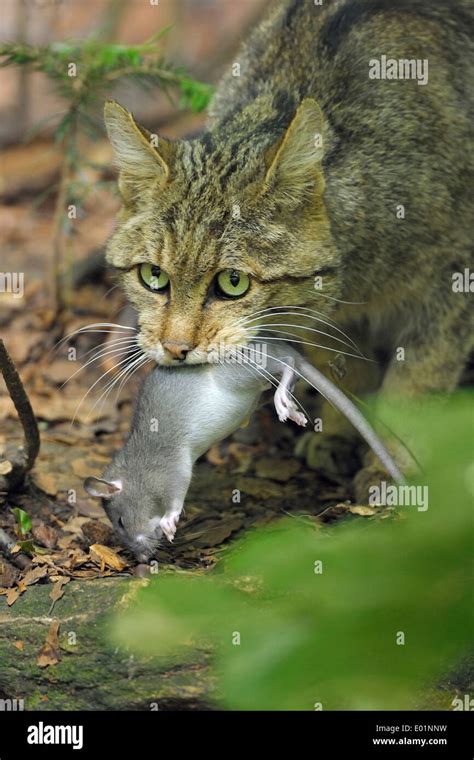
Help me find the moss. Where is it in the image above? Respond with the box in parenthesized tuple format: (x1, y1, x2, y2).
(0, 578, 214, 710)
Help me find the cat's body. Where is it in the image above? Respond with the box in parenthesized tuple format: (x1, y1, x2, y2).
(104, 0, 473, 497)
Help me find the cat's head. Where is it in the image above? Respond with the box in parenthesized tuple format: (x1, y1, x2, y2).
(104, 98, 341, 365)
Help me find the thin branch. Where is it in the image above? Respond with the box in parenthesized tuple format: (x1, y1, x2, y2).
(0, 339, 40, 472)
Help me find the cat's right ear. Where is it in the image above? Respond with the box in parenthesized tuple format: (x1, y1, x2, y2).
(84, 476, 122, 500)
(104, 100, 173, 204)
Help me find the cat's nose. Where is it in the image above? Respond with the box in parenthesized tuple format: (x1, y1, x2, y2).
(162, 340, 193, 361)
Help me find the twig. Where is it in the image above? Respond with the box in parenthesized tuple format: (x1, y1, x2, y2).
(0, 527, 31, 570)
(0, 339, 40, 490)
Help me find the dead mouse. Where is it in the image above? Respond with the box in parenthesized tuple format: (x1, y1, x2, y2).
(84, 341, 403, 561)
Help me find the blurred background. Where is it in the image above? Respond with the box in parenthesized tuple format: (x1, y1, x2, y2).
(0, 0, 268, 143)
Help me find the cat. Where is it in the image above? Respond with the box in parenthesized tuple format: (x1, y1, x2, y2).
(103, 0, 473, 500)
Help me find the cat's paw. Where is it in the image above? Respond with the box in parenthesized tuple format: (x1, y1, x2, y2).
(295, 432, 361, 480)
(160, 512, 180, 543)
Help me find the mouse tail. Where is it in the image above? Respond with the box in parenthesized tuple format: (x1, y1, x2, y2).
(298, 358, 405, 484)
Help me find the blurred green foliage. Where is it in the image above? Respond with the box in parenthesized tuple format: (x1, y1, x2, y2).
(112, 393, 473, 710)
(0, 31, 213, 143)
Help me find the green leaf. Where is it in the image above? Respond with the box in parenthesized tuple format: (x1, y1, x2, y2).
(17, 539, 35, 556)
(12, 508, 32, 537)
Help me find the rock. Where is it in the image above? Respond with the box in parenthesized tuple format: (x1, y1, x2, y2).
(0, 578, 213, 710)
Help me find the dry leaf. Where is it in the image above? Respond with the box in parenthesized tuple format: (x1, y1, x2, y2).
(62, 515, 90, 535)
(22, 565, 48, 587)
(37, 620, 61, 668)
(49, 577, 70, 605)
(349, 505, 376, 516)
(33, 471, 58, 496)
(89, 543, 127, 572)
(32, 523, 57, 549)
(71, 458, 102, 478)
(0, 460, 13, 475)
(6, 587, 19, 606)
(14, 640, 24, 651)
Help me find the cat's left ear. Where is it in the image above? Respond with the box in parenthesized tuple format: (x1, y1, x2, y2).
(262, 98, 325, 205)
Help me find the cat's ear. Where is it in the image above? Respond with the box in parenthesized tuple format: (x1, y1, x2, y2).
(263, 98, 325, 205)
(84, 476, 122, 499)
(104, 100, 173, 203)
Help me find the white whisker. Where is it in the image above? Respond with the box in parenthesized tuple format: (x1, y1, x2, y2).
(59, 341, 139, 389)
(70, 349, 142, 425)
(250, 332, 371, 362)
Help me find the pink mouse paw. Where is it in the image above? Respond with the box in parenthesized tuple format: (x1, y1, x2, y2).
(160, 513, 180, 543)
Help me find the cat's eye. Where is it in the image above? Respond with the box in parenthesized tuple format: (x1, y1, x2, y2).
(215, 269, 250, 299)
(118, 516, 125, 530)
(138, 263, 170, 292)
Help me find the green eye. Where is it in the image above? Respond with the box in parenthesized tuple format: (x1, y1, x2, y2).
(138, 263, 170, 292)
(215, 269, 250, 298)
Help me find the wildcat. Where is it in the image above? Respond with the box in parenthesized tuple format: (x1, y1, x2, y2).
(103, 0, 473, 499)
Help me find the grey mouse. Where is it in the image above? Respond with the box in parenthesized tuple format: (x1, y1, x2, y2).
(84, 341, 403, 562)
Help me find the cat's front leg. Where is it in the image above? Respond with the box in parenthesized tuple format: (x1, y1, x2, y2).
(353, 301, 472, 503)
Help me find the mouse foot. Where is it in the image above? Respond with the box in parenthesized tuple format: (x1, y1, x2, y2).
(274, 389, 307, 427)
(160, 513, 180, 543)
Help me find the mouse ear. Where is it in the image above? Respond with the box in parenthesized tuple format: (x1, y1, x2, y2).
(84, 477, 122, 499)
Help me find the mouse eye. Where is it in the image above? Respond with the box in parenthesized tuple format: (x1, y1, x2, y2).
(117, 516, 125, 530)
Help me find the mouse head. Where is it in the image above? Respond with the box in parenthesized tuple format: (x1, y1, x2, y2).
(83, 476, 163, 563)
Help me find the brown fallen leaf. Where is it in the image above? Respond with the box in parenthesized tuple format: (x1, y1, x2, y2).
(0, 460, 13, 475)
(33, 471, 58, 496)
(14, 640, 24, 651)
(61, 515, 91, 535)
(37, 620, 61, 668)
(32, 523, 57, 549)
(44, 360, 77, 385)
(22, 565, 49, 587)
(56, 534, 77, 550)
(76, 497, 107, 519)
(71, 458, 103, 479)
(349, 505, 376, 517)
(6, 587, 20, 606)
(49, 577, 70, 606)
(89, 543, 127, 572)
